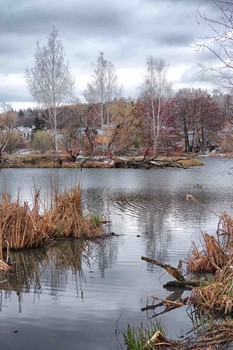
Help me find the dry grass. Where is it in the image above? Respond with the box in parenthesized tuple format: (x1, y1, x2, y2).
(218, 212, 233, 238)
(156, 156, 204, 167)
(190, 264, 233, 315)
(186, 212, 233, 318)
(3, 153, 204, 169)
(176, 158, 204, 167)
(0, 192, 48, 257)
(2, 154, 80, 168)
(187, 233, 229, 273)
(46, 187, 104, 238)
(0, 186, 105, 264)
(175, 320, 233, 349)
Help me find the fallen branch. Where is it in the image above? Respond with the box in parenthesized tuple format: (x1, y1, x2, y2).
(141, 256, 186, 281)
(151, 296, 186, 308)
(141, 290, 185, 312)
(163, 280, 201, 288)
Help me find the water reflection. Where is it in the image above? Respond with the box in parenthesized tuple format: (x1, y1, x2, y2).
(0, 238, 118, 312)
(82, 185, 222, 266)
(0, 159, 232, 349)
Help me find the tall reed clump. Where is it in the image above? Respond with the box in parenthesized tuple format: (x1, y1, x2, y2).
(0, 186, 105, 263)
(186, 206, 233, 316)
(187, 233, 229, 273)
(0, 191, 48, 259)
(190, 263, 233, 314)
(44, 186, 104, 239)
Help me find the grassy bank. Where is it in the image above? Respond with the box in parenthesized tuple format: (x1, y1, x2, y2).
(124, 320, 233, 349)
(0, 153, 204, 169)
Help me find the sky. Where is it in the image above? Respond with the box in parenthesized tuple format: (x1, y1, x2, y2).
(0, 0, 220, 110)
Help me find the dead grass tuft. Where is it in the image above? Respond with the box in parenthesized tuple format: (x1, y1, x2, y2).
(177, 158, 204, 167)
(187, 233, 229, 273)
(218, 212, 233, 238)
(0, 186, 105, 265)
(190, 263, 233, 314)
(0, 191, 48, 257)
(46, 187, 104, 238)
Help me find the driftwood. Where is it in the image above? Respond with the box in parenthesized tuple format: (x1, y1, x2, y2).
(163, 280, 201, 288)
(141, 290, 184, 312)
(145, 331, 174, 349)
(114, 157, 186, 169)
(141, 256, 186, 281)
(152, 296, 186, 308)
(141, 256, 204, 289)
(142, 290, 188, 319)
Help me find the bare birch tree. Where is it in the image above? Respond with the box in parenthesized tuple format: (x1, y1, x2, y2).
(84, 52, 120, 125)
(26, 28, 75, 154)
(140, 56, 172, 157)
(84, 52, 121, 154)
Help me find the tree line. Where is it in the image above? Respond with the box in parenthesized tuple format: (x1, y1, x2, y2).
(2, 0, 233, 160)
(0, 86, 232, 159)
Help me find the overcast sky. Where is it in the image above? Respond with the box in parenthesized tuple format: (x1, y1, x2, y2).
(0, 0, 219, 110)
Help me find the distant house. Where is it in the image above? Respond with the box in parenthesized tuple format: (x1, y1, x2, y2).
(15, 126, 32, 140)
(75, 124, 115, 154)
(95, 124, 114, 146)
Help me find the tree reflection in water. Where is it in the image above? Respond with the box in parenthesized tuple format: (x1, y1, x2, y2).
(0, 237, 118, 312)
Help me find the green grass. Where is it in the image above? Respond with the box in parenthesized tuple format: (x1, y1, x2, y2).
(123, 321, 166, 350)
(91, 213, 103, 227)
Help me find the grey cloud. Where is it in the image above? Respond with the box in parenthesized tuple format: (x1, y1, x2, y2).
(180, 64, 217, 89)
(0, 0, 224, 105)
(0, 0, 131, 36)
(0, 80, 31, 103)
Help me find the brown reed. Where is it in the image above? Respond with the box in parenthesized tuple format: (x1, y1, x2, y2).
(218, 212, 233, 237)
(187, 233, 229, 273)
(190, 263, 233, 315)
(0, 191, 48, 255)
(45, 187, 104, 238)
(0, 186, 104, 266)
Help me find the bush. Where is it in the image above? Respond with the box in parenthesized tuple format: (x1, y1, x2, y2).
(4, 131, 22, 154)
(31, 130, 54, 153)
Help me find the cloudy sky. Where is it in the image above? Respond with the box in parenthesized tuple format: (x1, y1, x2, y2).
(0, 0, 218, 110)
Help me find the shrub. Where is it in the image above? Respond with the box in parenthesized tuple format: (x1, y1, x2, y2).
(31, 130, 54, 153)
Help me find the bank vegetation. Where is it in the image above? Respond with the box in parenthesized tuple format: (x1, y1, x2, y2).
(0, 153, 204, 169)
(124, 198, 233, 350)
(0, 186, 105, 271)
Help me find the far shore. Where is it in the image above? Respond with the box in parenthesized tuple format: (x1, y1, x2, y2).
(0, 153, 209, 169)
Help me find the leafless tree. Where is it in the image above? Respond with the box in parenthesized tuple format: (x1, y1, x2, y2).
(195, 0, 233, 89)
(84, 52, 121, 154)
(139, 56, 172, 156)
(0, 103, 18, 160)
(174, 88, 222, 153)
(84, 52, 120, 126)
(26, 28, 75, 154)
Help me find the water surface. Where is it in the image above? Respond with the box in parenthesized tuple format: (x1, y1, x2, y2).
(0, 158, 232, 349)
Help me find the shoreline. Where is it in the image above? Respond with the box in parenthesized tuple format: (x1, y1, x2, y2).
(0, 154, 206, 169)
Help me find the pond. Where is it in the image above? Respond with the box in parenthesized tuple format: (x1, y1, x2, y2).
(0, 157, 233, 350)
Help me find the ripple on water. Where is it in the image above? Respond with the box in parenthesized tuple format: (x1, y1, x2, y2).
(0, 159, 232, 349)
